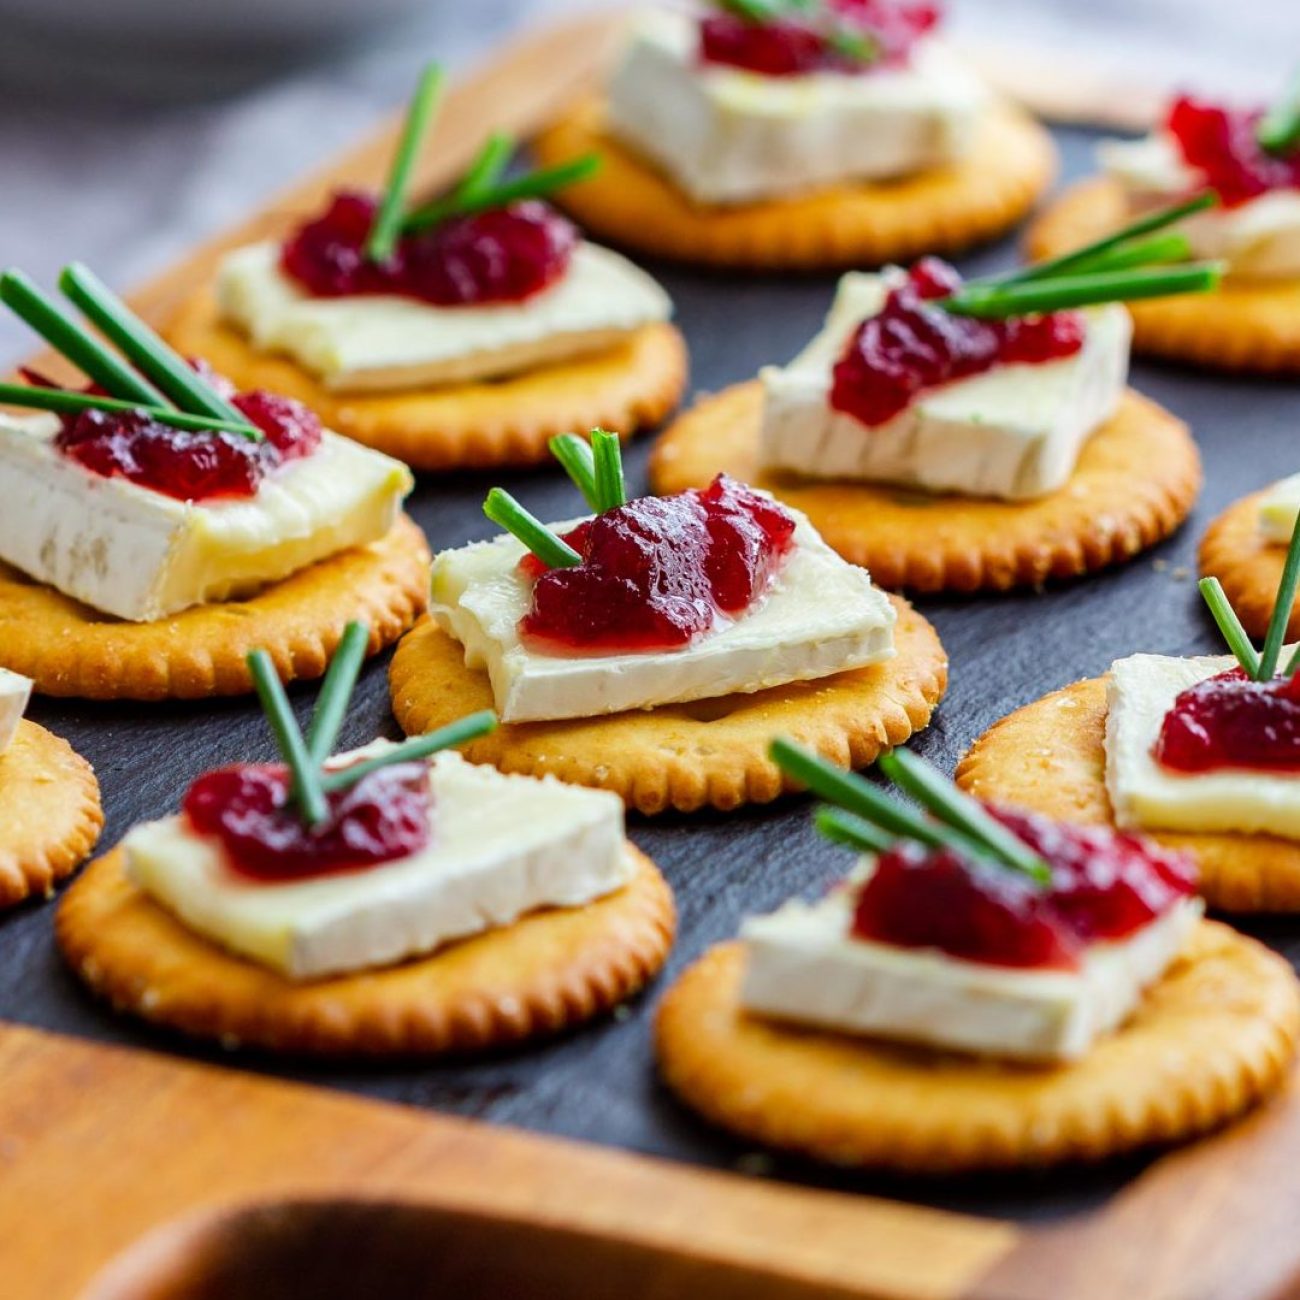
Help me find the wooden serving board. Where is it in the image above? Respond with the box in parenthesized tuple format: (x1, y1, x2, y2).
(3, 10, 1300, 1300)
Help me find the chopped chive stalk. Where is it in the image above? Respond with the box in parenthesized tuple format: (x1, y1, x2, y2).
(548, 432, 601, 511)
(58, 264, 261, 439)
(1258, 72, 1300, 157)
(1198, 576, 1261, 679)
(366, 63, 445, 263)
(813, 805, 895, 855)
(402, 155, 601, 235)
(453, 131, 515, 205)
(1286, 641, 1300, 677)
(484, 487, 582, 568)
(320, 710, 499, 794)
(1258, 513, 1300, 680)
(943, 263, 1222, 319)
(246, 649, 329, 827)
(306, 621, 371, 764)
(876, 749, 1050, 885)
(1056, 231, 1193, 277)
(1002, 193, 1217, 286)
(0, 383, 253, 434)
(591, 428, 626, 514)
(824, 25, 878, 63)
(0, 269, 168, 407)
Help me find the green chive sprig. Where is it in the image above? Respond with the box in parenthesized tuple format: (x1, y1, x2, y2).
(450, 130, 515, 206)
(0, 383, 254, 435)
(549, 432, 601, 511)
(366, 63, 445, 264)
(591, 428, 627, 514)
(770, 738, 1051, 886)
(1258, 72, 1300, 157)
(244, 621, 498, 827)
(1200, 509, 1300, 680)
(717, 0, 879, 66)
(484, 488, 582, 569)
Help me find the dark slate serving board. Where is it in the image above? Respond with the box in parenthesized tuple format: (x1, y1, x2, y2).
(4, 127, 1297, 1223)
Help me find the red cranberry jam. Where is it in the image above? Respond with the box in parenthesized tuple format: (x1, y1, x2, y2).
(1154, 667, 1300, 773)
(50, 366, 321, 503)
(1168, 95, 1300, 208)
(700, 0, 940, 77)
(281, 191, 577, 306)
(831, 258, 1085, 427)
(851, 805, 1196, 970)
(518, 474, 796, 653)
(184, 761, 431, 882)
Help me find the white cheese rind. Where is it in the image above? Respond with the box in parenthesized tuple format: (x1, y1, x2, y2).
(430, 505, 896, 723)
(0, 668, 32, 756)
(605, 10, 986, 205)
(759, 271, 1131, 499)
(1098, 133, 1300, 281)
(1106, 650, 1300, 840)
(218, 240, 673, 392)
(124, 749, 632, 981)
(740, 878, 1203, 1061)
(0, 413, 412, 622)
(1258, 473, 1300, 544)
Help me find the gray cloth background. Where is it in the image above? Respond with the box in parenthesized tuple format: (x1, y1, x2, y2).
(1, 0, 1296, 365)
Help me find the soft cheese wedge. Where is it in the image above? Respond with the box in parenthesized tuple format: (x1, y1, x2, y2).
(606, 9, 986, 205)
(219, 240, 673, 393)
(741, 874, 1204, 1062)
(430, 504, 896, 723)
(759, 270, 1131, 499)
(1107, 650, 1300, 840)
(0, 412, 412, 622)
(0, 668, 32, 756)
(1099, 134, 1300, 281)
(1259, 473, 1300, 543)
(125, 748, 632, 980)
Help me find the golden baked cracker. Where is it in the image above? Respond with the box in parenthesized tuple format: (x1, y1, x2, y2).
(532, 99, 1056, 270)
(655, 926, 1299, 1173)
(956, 677, 1300, 912)
(1199, 486, 1300, 640)
(0, 720, 102, 908)
(650, 383, 1201, 592)
(1028, 178, 1300, 373)
(0, 516, 430, 702)
(57, 845, 675, 1056)
(389, 595, 947, 816)
(166, 289, 688, 471)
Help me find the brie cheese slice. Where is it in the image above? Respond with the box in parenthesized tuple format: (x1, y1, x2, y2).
(0, 412, 412, 622)
(1106, 650, 1300, 840)
(759, 271, 1130, 499)
(125, 748, 632, 981)
(430, 503, 896, 723)
(1258, 473, 1300, 544)
(0, 668, 32, 756)
(1098, 133, 1300, 281)
(740, 872, 1203, 1061)
(218, 240, 673, 393)
(605, 9, 987, 205)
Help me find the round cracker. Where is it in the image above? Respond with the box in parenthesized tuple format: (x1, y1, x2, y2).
(166, 289, 688, 471)
(0, 720, 103, 908)
(56, 844, 675, 1056)
(389, 595, 947, 816)
(0, 516, 430, 701)
(532, 99, 1056, 270)
(1027, 178, 1300, 373)
(956, 677, 1300, 912)
(1199, 485, 1300, 640)
(655, 927, 1299, 1173)
(650, 383, 1201, 592)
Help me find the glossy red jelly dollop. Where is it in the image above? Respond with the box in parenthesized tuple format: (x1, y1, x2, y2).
(518, 474, 796, 653)
(699, 0, 941, 77)
(281, 191, 577, 306)
(51, 373, 321, 503)
(850, 805, 1196, 969)
(1154, 667, 1300, 773)
(1168, 95, 1300, 209)
(830, 258, 1086, 427)
(183, 761, 432, 882)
